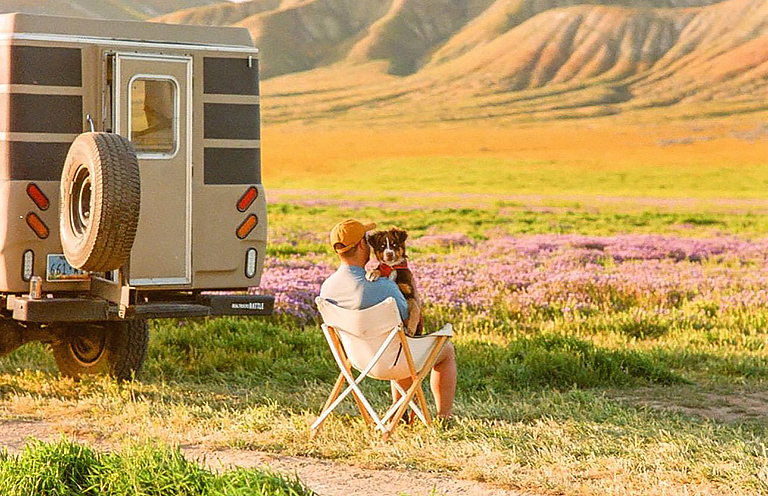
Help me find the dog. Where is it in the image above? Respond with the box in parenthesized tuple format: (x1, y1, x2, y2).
(365, 227, 424, 336)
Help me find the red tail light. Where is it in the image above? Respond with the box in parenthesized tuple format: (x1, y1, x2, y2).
(26, 213, 49, 239)
(26, 183, 49, 210)
(237, 186, 258, 212)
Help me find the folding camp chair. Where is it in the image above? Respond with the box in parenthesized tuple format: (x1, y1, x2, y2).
(312, 296, 453, 440)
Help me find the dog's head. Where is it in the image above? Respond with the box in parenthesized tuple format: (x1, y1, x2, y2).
(367, 227, 408, 265)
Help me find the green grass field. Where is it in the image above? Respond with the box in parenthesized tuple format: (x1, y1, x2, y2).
(2, 122, 768, 495)
(270, 155, 768, 199)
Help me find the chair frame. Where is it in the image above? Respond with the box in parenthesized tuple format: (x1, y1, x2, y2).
(311, 315, 450, 440)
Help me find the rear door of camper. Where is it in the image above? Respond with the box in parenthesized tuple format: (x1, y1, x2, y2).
(113, 53, 191, 286)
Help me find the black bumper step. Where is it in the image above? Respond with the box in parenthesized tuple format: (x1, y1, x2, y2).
(8, 294, 274, 322)
(197, 294, 275, 316)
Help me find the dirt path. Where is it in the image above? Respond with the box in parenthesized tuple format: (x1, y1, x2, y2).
(0, 420, 520, 496)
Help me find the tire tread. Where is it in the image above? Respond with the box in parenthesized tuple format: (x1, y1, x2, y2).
(60, 132, 141, 272)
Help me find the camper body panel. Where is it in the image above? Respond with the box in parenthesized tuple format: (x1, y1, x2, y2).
(0, 13, 265, 294)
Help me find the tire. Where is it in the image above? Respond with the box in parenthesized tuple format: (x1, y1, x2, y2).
(52, 320, 149, 381)
(60, 132, 141, 272)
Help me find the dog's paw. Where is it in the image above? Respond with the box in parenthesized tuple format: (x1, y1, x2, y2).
(405, 316, 420, 336)
(366, 269, 381, 282)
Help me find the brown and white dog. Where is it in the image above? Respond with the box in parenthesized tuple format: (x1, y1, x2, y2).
(366, 227, 424, 336)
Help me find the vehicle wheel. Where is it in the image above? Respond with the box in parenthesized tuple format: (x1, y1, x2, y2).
(52, 320, 149, 381)
(60, 132, 141, 272)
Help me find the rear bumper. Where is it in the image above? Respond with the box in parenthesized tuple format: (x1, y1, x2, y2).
(7, 294, 274, 322)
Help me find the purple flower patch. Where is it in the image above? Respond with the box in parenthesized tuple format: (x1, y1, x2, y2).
(255, 234, 768, 321)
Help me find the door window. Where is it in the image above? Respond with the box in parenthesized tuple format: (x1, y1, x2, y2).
(129, 77, 178, 157)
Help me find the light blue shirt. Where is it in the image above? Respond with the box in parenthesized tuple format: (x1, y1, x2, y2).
(320, 265, 408, 321)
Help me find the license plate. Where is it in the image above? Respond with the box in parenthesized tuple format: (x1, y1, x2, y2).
(46, 254, 89, 282)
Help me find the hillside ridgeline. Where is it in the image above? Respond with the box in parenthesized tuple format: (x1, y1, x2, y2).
(155, 0, 768, 124)
(0, 0, 218, 20)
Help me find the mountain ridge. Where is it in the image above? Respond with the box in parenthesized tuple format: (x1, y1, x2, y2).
(17, 0, 759, 125)
(0, 0, 218, 20)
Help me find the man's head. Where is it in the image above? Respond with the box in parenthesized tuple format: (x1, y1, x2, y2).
(330, 219, 375, 263)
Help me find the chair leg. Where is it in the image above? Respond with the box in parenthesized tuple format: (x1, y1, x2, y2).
(347, 375, 374, 425)
(322, 373, 346, 413)
(414, 387, 431, 426)
(384, 382, 416, 424)
(398, 328, 420, 413)
(311, 372, 346, 439)
(328, 329, 374, 426)
(398, 329, 441, 427)
(383, 379, 422, 441)
(383, 336, 449, 439)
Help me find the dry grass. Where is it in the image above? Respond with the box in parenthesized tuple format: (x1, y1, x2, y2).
(0, 369, 764, 496)
(263, 119, 768, 193)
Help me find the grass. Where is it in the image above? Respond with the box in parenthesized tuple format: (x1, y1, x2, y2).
(149, 319, 688, 391)
(2, 119, 768, 494)
(0, 305, 766, 494)
(0, 439, 314, 496)
(267, 203, 768, 248)
(268, 155, 768, 199)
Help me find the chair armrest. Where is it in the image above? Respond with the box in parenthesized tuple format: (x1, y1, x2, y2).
(412, 323, 453, 338)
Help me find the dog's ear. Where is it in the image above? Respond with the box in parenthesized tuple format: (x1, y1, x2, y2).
(367, 231, 384, 248)
(392, 227, 408, 244)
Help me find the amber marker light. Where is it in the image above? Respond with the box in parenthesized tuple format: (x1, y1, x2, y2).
(26, 183, 49, 210)
(237, 186, 258, 212)
(26, 212, 49, 239)
(236, 214, 258, 239)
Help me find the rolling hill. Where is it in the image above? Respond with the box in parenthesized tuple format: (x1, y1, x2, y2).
(153, 0, 768, 124)
(11, 0, 761, 125)
(0, 0, 219, 21)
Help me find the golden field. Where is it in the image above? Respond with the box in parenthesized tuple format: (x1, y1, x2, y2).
(262, 117, 768, 201)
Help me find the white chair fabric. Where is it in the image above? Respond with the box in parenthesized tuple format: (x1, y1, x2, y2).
(316, 296, 453, 380)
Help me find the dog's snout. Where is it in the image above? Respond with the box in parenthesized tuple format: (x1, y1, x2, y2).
(383, 249, 396, 262)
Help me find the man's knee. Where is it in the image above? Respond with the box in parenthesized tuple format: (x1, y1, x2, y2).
(437, 342, 455, 366)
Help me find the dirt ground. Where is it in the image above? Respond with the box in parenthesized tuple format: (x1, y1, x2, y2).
(0, 419, 522, 496)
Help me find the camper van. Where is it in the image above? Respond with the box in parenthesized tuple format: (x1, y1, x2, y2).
(0, 13, 272, 379)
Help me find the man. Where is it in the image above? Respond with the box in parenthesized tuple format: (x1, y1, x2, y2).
(320, 219, 456, 419)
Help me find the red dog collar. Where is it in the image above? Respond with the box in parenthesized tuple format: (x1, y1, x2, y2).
(378, 261, 408, 278)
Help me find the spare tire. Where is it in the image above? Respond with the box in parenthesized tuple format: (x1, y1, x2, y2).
(60, 132, 141, 272)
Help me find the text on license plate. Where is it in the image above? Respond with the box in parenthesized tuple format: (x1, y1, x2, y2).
(46, 254, 89, 282)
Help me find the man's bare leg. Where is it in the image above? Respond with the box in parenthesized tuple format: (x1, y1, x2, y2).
(431, 342, 456, 418)
(391, 342, 456, 419)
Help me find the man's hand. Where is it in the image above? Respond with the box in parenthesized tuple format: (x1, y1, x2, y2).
(365, 269, 381, 282)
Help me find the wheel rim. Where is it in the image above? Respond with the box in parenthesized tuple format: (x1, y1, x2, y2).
(70, 165, 93, 237)
(68, 328, 106, 366)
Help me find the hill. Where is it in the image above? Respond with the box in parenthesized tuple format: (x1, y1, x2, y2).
(153, 0, 768, 124)
(0, 0, 218, 21)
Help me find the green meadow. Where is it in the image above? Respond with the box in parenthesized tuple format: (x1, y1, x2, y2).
(270, 156, 768, 199)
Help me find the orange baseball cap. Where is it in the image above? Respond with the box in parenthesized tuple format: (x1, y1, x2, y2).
(330, 219, 376, 253)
